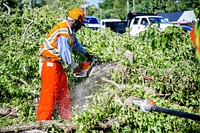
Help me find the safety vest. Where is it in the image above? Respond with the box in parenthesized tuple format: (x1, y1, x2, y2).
(39, 20, 74, 62)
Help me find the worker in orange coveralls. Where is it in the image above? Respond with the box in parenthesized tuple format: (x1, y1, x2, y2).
(37, 8, 93, 121)
(190, 19, 200, 62)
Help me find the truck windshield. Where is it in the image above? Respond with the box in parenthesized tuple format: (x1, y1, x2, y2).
(84, 17, 99, 24)
(148, 17, 168, 24)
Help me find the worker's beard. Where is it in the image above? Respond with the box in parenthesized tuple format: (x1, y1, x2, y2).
(71, 20, 84, 32)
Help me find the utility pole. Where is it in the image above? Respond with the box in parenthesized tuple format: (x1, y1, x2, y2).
(133, 0, 135, 12)
(100, 8, 102, 20)
(127, 0, 129, 15)
(99, 0, 104, 20)
(84, 1, 86, 16)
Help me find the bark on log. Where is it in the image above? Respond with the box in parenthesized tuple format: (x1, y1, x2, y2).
(0, 107, 17, 118)
(0, 120, 76, 133)
(0, 108, 12, 115)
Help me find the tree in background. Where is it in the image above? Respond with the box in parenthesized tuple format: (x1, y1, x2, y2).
(94, 0, 199, 20)
(86, 4, 97, 16)
(96, 0, 129, 20)
(1, 0, 199, 22)
(99, 0, 114, 10)
(0, 0, 85, 16)
(113, 0, 126, 19)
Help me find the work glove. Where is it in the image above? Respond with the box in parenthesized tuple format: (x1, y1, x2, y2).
(85, 52, 93, 62)
(74, 66, 82, 74)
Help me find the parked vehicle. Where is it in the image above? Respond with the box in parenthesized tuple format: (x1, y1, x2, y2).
(83, 16, 102, 30)
(174, 25, 192, 32)
(126, 12, 157, 27)
(100, 19, 127, 34)
(100, 19, 122, 28)
(129, 15, 173, 36)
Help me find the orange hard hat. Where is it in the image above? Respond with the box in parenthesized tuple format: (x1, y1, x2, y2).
(68, 8, 85, 23)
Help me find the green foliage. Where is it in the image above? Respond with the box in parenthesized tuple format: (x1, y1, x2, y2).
(86, 4, 97, 16)
(123, 26, 200, 107)
(0, 3, 200, 132)
(95, 0, 199, 20)
(99, 0, 114, 9)
(77, 28, 125, 62)
(71, 84, 200, 132)
(194, 6, 200, 18)
(0, 4, 75, 124)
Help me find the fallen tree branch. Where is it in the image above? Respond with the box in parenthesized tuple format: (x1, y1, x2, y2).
(102, 77, 155, 94)
(0, 107, 17, 117)
(23, 20, 34, 39)
(90, 96, 142, 131)
(19, 129, 46, 133)
(124, 96, 139, 109)
(0, 120, 77, 133)
(0, 71, 37, 94)
(0, 71, 29, 86)
(0, 122, 41, 132)
(91, 117, 121, 129)
(25, 29, 39, 39)
(1, 2, 10, 15)
(101, 77, 126, 89)
(1, 107, 17, 119)
(132, 84, 155, 94)
(1, 95, 183, 132)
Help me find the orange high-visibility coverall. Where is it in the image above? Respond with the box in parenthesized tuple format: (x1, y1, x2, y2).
(37, 21, 74, 120)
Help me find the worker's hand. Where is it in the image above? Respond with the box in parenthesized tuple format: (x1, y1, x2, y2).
(74, 67, 82, 74)
(85, 52, 94, 62)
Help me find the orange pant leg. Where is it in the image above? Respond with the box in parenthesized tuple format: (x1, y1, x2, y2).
(57, 66, 72, 119)
(190, 26, 196, 48)
(36, 60, 60, 121)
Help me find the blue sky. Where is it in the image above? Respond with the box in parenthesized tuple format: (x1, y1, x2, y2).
(87, 0, 102, 7)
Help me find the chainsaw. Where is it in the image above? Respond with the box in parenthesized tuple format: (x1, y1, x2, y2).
(74, 58, 98, 78)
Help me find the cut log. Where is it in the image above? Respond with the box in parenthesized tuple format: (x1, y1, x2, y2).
(0, 107, 17, 117)
(0, 120, 76, 133)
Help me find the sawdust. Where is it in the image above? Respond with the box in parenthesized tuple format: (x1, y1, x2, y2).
(70, 62, 118, 112)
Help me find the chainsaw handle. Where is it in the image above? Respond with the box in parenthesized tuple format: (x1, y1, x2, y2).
(151, 106, 200, 121)
(92, 57, 98, 62)
(74, 70, 87, 78)
(74, 66, 82, 74)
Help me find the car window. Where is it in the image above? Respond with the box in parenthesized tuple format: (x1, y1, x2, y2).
(133, 18, 140, 24)
(84, 18, 99, 24)
(141, 18, 148, 25)
(148, 17, 168, 24)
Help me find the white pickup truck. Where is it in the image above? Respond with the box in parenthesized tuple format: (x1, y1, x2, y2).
(129, 15, 173, 36)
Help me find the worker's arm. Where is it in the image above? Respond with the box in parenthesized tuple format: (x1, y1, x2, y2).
(56, 36, 77, 68)
(72, 34, 87, 54)
(73, 35, 93, 61)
